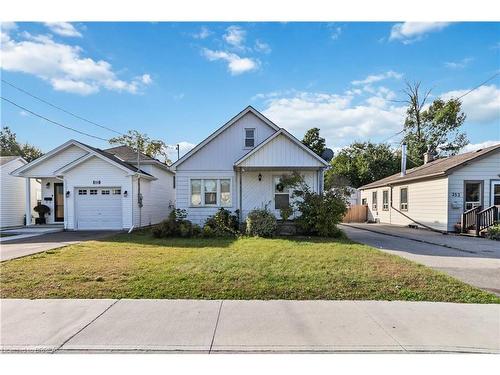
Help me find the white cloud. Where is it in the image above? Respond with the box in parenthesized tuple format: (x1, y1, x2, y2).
(389, 22, 451, 44)
(440, 85, 500, 124)
(223, 25, 246, 48)
(167, 141, 196, 161)
(255, 40, 271, 54)
(351, 71, 403, 86)
(444, 57, 473, 69)
(202, 48, 259, 75)
(460, 140, 500, 153)
(260, 91, 406, 148)
(0, 28, 151, 95)
(192, 26, 211, 40)
(330, 26, 342, 40)
(1, 22, 17, 32)
(44, 22, 82, 37)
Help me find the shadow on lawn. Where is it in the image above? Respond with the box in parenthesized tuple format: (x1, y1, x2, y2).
(96, 230, 354, 249)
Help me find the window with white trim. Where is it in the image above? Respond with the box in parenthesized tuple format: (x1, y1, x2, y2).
(112, 189, 121, 195)
(78, 189, 87, 195)
(274, 176, 290, 210)
(190, 178, 232, 207)
(89, 189, 98, 195)
(244, 128, 255, 148)
(400, 187, 408, 211)
(382, 190, 389, 211)
(372, 191, 377, 211)
(101, 189, 110, 195)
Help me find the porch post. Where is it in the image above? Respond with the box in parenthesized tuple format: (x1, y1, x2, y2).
(239, 168, 243, 223)
(25, 177, 32, 226)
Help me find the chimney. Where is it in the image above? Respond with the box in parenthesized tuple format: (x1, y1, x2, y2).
(423, 146, 434, 165)
(401, 143, 407, 177)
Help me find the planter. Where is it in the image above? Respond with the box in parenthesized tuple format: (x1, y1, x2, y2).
(35, 218, 46, 225)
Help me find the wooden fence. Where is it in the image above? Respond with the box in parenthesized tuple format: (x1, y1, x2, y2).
(343, 204, 368, 223)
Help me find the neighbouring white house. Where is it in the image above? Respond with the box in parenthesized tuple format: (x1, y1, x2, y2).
(11, 141, 175, 230)
(0, 156, 40, 228)
(171, 106, 329, 225)
(359, 144, 500, 233)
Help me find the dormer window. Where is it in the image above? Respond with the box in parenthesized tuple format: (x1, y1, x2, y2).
(244, 128, 255, 148)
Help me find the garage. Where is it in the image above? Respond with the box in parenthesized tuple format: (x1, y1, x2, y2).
(75, 187, 123, 230)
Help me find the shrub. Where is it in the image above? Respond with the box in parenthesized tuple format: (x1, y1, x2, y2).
(203, 208, 239, 237)
(33, 204, 50, 218)
(281, 172, 347, 237)
(486, 224, 500, 241)
(246, 208, 277, 237)
(279, 206, 293, 221)
(151, 209, 197, 238)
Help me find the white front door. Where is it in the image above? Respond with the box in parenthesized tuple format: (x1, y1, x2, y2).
(75, 187, 122, 230)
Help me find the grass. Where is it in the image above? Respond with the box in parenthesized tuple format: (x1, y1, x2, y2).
(0, 232, 18, 238)
(1, 233, 498, 303)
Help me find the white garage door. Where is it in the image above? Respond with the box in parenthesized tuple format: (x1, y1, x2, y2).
(75, 187, 123, 230)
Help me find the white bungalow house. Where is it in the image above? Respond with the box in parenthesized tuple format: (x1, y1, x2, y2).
(171, 106, 329, 225)
(0, 156, 40, 228)
(359, 144, 500, 234)
(11, 140, 175, 230)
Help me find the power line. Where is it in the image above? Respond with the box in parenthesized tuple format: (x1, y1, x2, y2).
(456, 72, 499, 99)
(1, 96, 110, 142)
(1, 78, 124, 136)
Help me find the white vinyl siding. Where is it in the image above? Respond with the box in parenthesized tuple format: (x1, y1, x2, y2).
(21, 145, 87, 177)
(0, 159, 39, 228)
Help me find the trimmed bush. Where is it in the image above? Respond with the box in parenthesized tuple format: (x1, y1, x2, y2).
(151, 209, 199, 238)
(246, 208, 277, 237)
(203, 208, 239, 237)
(486, 224, 500, 241)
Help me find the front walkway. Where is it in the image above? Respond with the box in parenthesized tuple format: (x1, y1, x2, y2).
(341, 224, 500, 295)
(1, 299, 498, 353)
(0, 230, 118, 261)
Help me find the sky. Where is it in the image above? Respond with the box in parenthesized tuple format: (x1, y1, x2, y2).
(1, 21, 499, 160)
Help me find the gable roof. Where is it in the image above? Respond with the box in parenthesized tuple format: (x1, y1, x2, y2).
(359, 143, 500, 190)
(0, 156, 25, 167)
(171, 106, 280, 169)
(11, 140, 154, 178)
(234, 129, 329, 167)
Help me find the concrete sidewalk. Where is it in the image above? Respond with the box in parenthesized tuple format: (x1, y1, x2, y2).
(1, 299, 499, 353)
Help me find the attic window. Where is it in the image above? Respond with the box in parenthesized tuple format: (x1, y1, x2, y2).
(245, 128, 255, 148)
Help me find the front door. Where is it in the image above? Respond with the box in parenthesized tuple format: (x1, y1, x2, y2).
(492, 181, 500, 220)
(464, 181, 482, 211)
(54, 183, 64, 222)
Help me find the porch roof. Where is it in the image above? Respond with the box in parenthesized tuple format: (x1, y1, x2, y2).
(234, 129, 329, 169)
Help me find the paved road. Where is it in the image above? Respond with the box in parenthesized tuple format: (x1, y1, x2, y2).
(341, 224, 500, 295)
(1, 299, 499, 353)
(0, 231, 118, 261)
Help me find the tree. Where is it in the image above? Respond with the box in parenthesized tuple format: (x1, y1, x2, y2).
(302, 127, 326, 156)
(0, 126, 43, 162)
(325, 142, 400, 189)
(109, 130, 171, 164)
(402, 81, 468, 167)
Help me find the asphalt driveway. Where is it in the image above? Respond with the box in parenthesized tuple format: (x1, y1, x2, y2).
(341, 224, 500, 296)
(0, 231, 118, 261)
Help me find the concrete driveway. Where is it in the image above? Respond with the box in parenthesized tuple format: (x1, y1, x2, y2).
(1, 299, 499, 353)
(341, 224, 500, 296)
(0, 231, 118, 261)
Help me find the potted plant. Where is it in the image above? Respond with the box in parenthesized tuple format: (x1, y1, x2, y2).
(33, 204, 50, 225)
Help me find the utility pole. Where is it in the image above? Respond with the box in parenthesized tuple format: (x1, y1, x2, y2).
(137, 138, 142, 228)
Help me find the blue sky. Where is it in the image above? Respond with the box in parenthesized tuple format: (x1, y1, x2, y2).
(1, 21, 499, 159)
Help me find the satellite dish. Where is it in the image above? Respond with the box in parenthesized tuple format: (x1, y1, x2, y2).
(321, 148, 334, 162)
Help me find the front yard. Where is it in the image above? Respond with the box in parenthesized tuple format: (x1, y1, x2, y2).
(1, 233, 498, 303)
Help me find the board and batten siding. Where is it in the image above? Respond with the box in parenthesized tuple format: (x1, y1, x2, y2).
(178, 112, 275, 171)
(238, 133, 325, 168)
(1, 159, 39, 228)
(62, 156, 134, 230)
(447, 151, 500, 231)
(23, 145, 88, 177)
(361, 177, 449, 231)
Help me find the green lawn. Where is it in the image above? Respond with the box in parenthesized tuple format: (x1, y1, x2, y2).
(1, 233, 498, 303)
